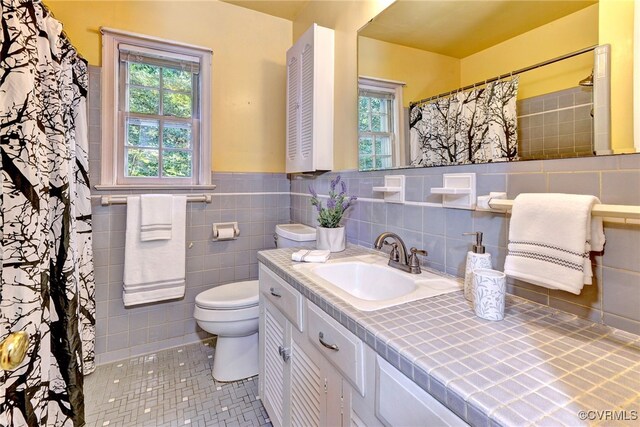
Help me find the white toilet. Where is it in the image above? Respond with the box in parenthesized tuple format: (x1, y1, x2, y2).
(194, 223, 316, 382)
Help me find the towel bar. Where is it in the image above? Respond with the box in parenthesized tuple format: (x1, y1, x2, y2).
(488, 199, 640, 223)
(100, 194, 212, 206)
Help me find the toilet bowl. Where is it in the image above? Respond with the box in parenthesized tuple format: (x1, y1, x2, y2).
(195, 223, 316, 382)
(194, 280, 259, 382)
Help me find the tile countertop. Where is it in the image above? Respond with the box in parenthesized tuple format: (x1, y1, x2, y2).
(257, 246, 640, 427)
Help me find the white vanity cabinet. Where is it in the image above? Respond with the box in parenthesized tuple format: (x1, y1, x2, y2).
(285, 23, 334, 174)
(258, 264, 343, 427)
(259, 263, 466, 426)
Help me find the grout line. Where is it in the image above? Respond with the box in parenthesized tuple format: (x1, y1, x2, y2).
(290, 192, 443, 208)
(517, 102, 592, 119)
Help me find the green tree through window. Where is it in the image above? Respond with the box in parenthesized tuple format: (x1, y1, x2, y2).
(124, 61, 196, 179)
(358, 89, 394, 170)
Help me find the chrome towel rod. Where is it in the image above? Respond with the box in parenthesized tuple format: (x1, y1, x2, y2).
(100, 194, 212, 206)
(488, 199, 640, 223)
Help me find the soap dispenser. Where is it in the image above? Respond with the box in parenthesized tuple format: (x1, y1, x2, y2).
(462, 232, 492, 301)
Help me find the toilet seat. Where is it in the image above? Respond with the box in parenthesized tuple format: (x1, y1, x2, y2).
(195, 280, 259, 310)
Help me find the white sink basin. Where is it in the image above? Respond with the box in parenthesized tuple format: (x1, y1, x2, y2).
(293, 254, 462, 311)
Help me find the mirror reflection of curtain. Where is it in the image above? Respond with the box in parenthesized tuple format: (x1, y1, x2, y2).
(410, 77, 519, 166)
(0, 0, 95, 425)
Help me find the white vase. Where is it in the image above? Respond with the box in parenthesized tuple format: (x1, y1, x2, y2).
(316, 226, 346, 252)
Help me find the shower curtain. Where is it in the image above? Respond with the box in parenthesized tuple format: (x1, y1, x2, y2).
(410, 77, 519, 167)
(0, 1, 95, 426)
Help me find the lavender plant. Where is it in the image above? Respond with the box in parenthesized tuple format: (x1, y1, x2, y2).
(309, 175, 357, 228)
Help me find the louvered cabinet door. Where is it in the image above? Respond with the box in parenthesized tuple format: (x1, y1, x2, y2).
(262, 304, 287, 427)
(290, 339, 322, 427)
(289, 326, 345, 427)
(286, 54, 300, 166)
(285, 23, 334, 173)
(299, 41, 314, 165)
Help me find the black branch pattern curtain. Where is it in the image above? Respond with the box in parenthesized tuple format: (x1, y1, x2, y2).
(409, 77, 519, 167)
(0, 0, 95, 425)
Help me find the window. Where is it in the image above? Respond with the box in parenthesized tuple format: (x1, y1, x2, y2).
(101, 28, 212, 188)
(358, 77, 405, 171)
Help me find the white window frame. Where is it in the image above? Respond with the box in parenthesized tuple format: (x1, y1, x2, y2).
(100, 28, 213, 189)
(358, 76, 405, 169)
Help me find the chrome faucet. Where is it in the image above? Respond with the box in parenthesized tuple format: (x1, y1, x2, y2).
(373, 232, 428, 274)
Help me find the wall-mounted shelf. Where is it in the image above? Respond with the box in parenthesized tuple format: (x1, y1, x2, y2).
(430, 188, 471, 195)
(373, 175, 405, 204)
(431, 173, 476, 210)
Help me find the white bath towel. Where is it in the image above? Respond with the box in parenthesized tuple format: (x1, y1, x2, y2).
(292, 250, 331, 263)
(140, 194, 173, 241)
(504, 193, 605, 295)
(123, 195, 187, 306)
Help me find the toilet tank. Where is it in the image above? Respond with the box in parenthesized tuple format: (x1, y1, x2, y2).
(275, 224, 316, 248)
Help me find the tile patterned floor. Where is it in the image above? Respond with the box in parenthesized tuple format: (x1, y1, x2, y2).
(84, 339, 272, 427)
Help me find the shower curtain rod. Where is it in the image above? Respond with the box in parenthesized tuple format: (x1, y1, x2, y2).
(409, 45, 597, 108)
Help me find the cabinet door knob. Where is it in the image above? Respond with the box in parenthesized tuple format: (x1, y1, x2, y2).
(278, 345, 290, 362)
(269, 287, 282, 298)
(318, 332, 339, 351)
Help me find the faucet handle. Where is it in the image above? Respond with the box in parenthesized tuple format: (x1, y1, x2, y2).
(408, 247, 427, 273)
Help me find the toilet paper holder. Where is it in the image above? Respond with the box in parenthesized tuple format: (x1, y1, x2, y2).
(212, 222, 240, 241)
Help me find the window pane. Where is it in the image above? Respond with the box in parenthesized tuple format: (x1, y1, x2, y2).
(129, 87, 160, 114)
(371, 114, 389, 132)
(371, 114, 382, 132)
(375, 156, 392, 170)
(163, 123, 192, 149)
(359, 137, 373, 155)
(375, 136, 391, 156)
(358, 96, 368, 111)
(163, 91, 192, 118)
(162, 150, 192, 177)
(359, 111, 370, 132)
(359, 156, 373, 170)
(126, 148, 159, 177)
(358, 97, 370, 131)
(370, 97, 382, 113)
(163, 68, 192, 92)
(127, 118, 159, 147)
(129, 63, 160, 87)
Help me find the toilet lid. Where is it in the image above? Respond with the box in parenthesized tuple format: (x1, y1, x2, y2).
(195, 280, 259, 309)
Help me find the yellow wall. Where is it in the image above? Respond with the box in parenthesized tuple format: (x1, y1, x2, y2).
(293, 0, 394, 171)
(599, 0, 635, 153)
(47, 0, 635, 171)
(358, 5, 598, 105)
(46, 0, 292, 173)
(461, 4, 599, 100)
(358, 37, 460, 108)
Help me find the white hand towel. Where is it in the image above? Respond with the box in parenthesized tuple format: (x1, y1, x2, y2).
(140, 194, 173, 241)
(504, 193, 605, 294)
(292, 250, 331, 263)
(123, 195, 187, 306)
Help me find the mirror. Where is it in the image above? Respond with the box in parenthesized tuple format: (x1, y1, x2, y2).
(357, 0, 614, 171)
